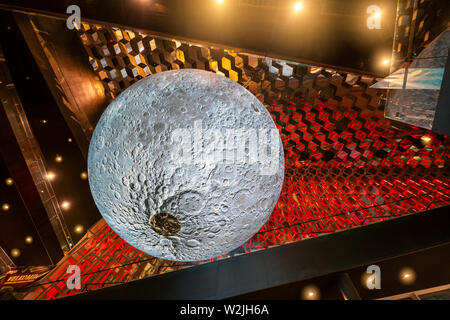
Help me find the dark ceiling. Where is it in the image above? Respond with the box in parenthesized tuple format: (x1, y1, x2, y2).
(0, 154, 51, 267)
(1, 0, 397, 75)
(232, 242, 450, 300)
(0, 11, 101, 266)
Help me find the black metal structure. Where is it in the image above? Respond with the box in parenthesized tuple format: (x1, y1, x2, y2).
(0, 0, 396, 76)
(66, 206, 450, 299)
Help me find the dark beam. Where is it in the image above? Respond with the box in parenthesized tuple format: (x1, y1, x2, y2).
(13, 12, 108, 158)
(66, 205, 450, 300)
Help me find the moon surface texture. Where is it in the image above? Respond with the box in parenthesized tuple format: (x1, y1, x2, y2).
(88, 69, 284, 261)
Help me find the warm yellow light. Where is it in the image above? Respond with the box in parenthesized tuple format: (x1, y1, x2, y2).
(5, 177, 14, 186)
(399, 267, 416, 285)
(25, 236, 33, 244)
(47, 171, 56, 181)
(61, 201, 71, 210)
(294, 2, 303, 12)
(2, 203, 10, 211)
(216, 0, 224, 3)
(55, 155, 63, 163)
(374, 12, 381, 19)
(68, 138, 73, 143)
(80, 171, 88, 180)
(10, 248, 20, 258)
(382, 58, 390, 66)
(74, 224, 84, 234)
(41, 119, 47, 124)
(302, 285, 320, 300)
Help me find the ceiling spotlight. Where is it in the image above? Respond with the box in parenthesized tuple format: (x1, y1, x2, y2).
(61, 201, 71, 210)
(41, 119, 47, 124)
(294, 2, 303, 12)
(80, 171, 88, 180)
(25, 236, 33, 244)
(2, 203, 10, 211)
(5, 177, 14, 186)
(399, 267, 416, 285)
(381, 58, 390, 66)
(47, 171, 56, 181)
(55, 155, 63, 163)
(10, 248, 20, 258)
(301, 285, 320, 300)
(68, 138, 73, 143)
(74, 224, 84, 234)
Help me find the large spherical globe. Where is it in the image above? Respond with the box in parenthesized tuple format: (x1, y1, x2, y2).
(88, 69, 284, 261)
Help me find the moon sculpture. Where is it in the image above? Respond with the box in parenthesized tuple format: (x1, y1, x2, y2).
(88, 69, 284, 261)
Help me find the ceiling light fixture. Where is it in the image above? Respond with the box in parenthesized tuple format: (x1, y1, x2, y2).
(74, 224, 84, 234)
(399, 267, 416, 285)
(294, 2, 303, 12)
(302, 285, 320, 300)
(80, 171, 88, 180)
(47, 171, 56, 181)
(5, 177, 14, 186)
(61, 201, 71, 210)
(10, 248, 20, 258)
